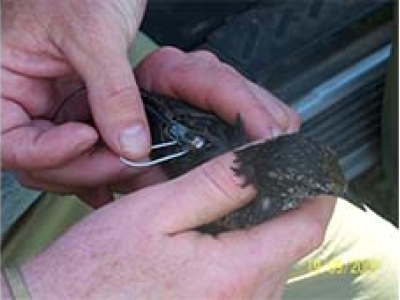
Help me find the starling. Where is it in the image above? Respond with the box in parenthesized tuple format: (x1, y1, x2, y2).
(139, 89, 359, 234)
(199, 134, 351, 234)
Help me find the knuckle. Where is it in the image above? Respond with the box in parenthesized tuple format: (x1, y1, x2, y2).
(167, 55, 199, 79)
(102, 85, 137, 103)
(209, 67, 246, 97)
(97, 85, 147, 122)
(169, 61, 194, 79)
(210, 60, 240, 78)
(137, 46, 185, 76)
(166, 52, 240, 93)
(152, 46, 185, 61)
(190, 50, 220, 64)
(220, 63, 241, 77)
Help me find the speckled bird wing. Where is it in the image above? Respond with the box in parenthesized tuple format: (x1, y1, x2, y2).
(200, 134, 348, 234)
(139, 90, 351, 234)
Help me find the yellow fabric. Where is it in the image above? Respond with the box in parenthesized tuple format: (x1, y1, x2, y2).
(283, 198, 399, 299)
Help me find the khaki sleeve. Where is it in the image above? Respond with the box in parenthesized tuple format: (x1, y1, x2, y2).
(284, 198, 399, 300)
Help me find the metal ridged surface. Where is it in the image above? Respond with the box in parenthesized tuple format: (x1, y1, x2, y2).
(302, 78, 384, 156)
(295, 45, 390, 179)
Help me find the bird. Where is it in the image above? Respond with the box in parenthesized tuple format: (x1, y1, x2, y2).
(137, 89, 360, 234)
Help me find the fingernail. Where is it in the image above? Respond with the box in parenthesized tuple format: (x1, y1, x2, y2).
(119, 123, 150, 158)
(272, 127, 283, 138)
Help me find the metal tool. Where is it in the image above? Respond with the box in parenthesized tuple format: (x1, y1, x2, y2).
(120, 133, 206, 167)
(120, 140, 190, 167)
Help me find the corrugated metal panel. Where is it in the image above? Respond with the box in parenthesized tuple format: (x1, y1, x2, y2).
(294, 45, 390, 179)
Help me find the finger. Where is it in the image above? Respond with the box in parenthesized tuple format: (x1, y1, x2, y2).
(245, 81, 301, 134)
(66, 42, 151, 160)
(190, 50, 301, 136)
(2, 119, 98, 170)
(24, 147, 143, 187)
(17, 172, 76, 194)
(18, 172, 114, 208)
(147, 152, 256, 234)
(219, 196, 336, 268)
(23, 148, 166, 194)
(135, 47, 284, 139)
(1, 68, 57, 118)
(190, 50, 221, 64)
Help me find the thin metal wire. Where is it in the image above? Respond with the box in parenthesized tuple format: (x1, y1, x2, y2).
(120, 141, 189, 167)
(150, 140, 179, 149)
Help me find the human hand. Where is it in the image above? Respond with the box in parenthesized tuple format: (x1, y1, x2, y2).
(20, 149, 336, 299)
(2, 37, 300, 206)
(1, 0, 149, 205)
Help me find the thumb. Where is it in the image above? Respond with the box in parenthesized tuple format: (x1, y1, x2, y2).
(69, 44, 151, 160)
(153, 152, 257, 233)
